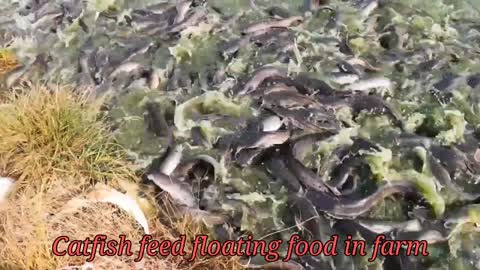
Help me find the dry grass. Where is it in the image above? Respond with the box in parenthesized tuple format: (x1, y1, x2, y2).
(0, 181, 241, 270)
(150, 199, 243, 270)
(0, 85, 242, 270)
(0, 49, 19, 75)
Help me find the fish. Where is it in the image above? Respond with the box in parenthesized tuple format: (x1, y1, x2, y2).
(289, 195, 333, 241)
(347, 94, 403, 126)
(261, 75, 335, 97)
(170, 154, 220, 182)
(430, 144, 468, 175)
(221, 36, 252, 56)
(345, 57, 382, 72)
(265, 155, 302, 192)
(86, 184, 151, 234)
(444, 204, 480, 229)
(212, 12, 244, 33)
(284, 150, 335, 194)
(260, 115, 283, 132)
(268, 106, 339, 132)
(250, 28, 294, 47)
(158, 145, 183, 176)
(456, 132, 480, 169)
(333, 219, 380, 243)
(467, 73, 480, 88)
(168, 8, 207, 34)
(179, 207, 230, 226)
(147, 172, 198, 207)
(335, 62, 360, 79)
(174, 0, 192, 24)
(432, 72, 460, 92)
(339, 37, 355, 56)
(333, 219, 419, 269)
(330, 72, 360, 85)
(356, 219, 422, 234)
(306, 180, 417, 218)
(317, 145, 351, 178)
(238, 67, 288, 95)
(290, 131, 337, 161)
(235, 148, 268, 167)
(109, 62, 144, 79)
(5, 65, 28, 88)
(263, 87, 320, 108)
(237, 130, 291, 151)
(294, 74, 336, 96)
(358, 0, 378, 19)
(262, 83, 298, 95)
(394, 227, 448, 244)
(191, 126, 209, 147)
(121, 41, 155, 64)
(144, 2, 176, 13)
(411, 59, 442, 79)
(343, 77, 393, 92)
(243, 16, 304, 35)
(148, 68, 161, 89)
(0, 177, 14, 203)
(144, 102, 171, 138)
(170, 159, 199, 181)
(428, 152, 480, 202)
(325, 155, 360, 194)
(32, 11, 63, 30)
(18, 0, 49, 15)
(394, 133, 433, 148)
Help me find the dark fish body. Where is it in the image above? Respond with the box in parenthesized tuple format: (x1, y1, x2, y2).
(412, 59, 441, 78)
(221, 36, 251, 55)
(331, 181, 416, 218)
(296, 74, 336, 96)
(285, 151, 332, 193)
(269, 106, 339, 132)
(428, 151, 480, 201)
(167, 8, 207, 34)
(326, 155, 360, 194)
(265, 156, 302, 192)
(432, 72, 459, 92)
(144, 102, 171, 138)
(289, 195, 332, 241)
(191, 126, 208, 147)
(306, 181, 417, 218)
(333, 219, 379, 242)
(430, 145, 467, 174)
(235, 148, 267, 167)
(467, 73, 480, 88)
(348, 94, 402, 126)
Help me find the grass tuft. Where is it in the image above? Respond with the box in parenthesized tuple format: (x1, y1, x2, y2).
(0, 84, 133, 191)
